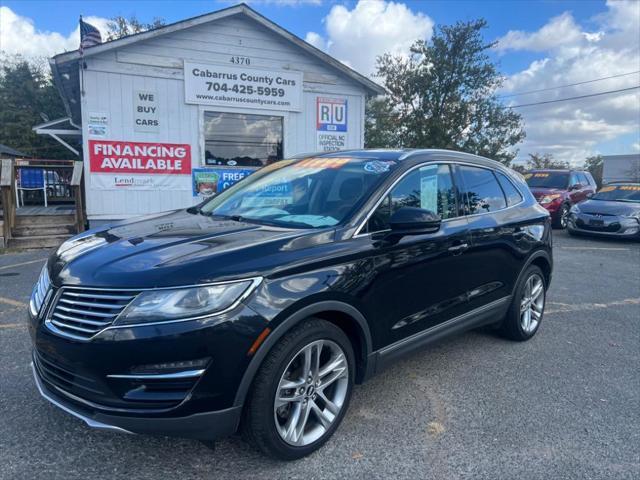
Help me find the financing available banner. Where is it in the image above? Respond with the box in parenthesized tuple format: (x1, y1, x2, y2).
(88, 139, 192, 190)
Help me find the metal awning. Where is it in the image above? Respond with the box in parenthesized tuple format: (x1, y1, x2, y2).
(33, 117, 81, 156)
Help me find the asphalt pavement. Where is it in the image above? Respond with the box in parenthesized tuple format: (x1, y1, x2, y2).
(1, 231, 638, 480)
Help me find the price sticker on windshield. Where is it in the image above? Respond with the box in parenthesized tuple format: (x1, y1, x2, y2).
(295, 158, 350, 169)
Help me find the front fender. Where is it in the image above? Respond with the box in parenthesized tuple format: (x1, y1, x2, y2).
(233, 299, 372, 408)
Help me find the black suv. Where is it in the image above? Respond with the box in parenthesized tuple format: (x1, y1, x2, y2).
(29, 150, 552, 460)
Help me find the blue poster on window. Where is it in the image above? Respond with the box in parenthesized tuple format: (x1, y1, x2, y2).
(192, 168, 256, 197)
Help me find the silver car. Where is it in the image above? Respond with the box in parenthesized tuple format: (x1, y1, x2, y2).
(567, 183, 640, 239)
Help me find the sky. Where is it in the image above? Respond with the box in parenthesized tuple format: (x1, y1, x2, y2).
(1, 0, 639, 165)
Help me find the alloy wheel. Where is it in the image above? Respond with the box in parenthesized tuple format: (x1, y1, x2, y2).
(520, 273, 545, 334)
(273, 339, 349, 446)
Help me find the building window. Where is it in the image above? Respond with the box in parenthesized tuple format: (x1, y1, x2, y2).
(203, 112, 283, 167)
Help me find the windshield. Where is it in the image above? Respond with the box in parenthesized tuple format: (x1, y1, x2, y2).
(524, 172, 569, 189)
(199, 157, 397, 228)
(592, 184, 640, 203)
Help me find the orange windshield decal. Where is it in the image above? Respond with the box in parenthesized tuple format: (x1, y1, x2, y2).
(295, 158, 351, 169)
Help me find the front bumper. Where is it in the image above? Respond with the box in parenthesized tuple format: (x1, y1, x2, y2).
(28, 288, 269, 439)
(32, 361, 241, 439)
(567, 213, 640, 238)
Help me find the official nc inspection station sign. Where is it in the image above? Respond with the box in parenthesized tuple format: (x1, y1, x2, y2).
(316, 97, 347, 152)
(184, 62, 303, 112)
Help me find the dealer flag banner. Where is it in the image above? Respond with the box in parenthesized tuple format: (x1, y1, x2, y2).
(89, 140, 192, 190)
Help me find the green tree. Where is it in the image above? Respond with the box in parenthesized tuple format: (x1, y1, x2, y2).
(510, 163, 528, 174)
(0, 54, 69, 158)
(526, 152, 569, 170)
(106, 15, 165, 41)
(366, 19, 525, 165)
(583, 154, 603, 187)
(364, 96, 398, 148)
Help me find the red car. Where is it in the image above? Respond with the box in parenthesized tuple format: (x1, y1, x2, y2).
(524, 169, 597, 228)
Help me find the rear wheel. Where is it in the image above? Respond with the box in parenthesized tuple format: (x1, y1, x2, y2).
(242, 318, 354, 460)
(500, 265, 546, 341)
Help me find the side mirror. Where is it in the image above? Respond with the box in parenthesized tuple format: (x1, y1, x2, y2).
(388, 207, 441, 236)
(569, 183, 581, 191)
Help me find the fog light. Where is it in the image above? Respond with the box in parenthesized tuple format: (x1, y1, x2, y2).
(130, 357, 210, 374)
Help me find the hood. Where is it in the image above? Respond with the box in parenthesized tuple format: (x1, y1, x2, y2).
(577, 199, 640, 217)
(528, 187, 565, 200)
(49, 209, 336, 288)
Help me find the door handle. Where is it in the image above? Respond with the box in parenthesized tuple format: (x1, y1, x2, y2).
(448, 243, 468, 254)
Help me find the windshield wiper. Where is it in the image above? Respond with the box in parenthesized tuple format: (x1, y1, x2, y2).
(207, 213, 315, 229)
(208, 213, 262, 224)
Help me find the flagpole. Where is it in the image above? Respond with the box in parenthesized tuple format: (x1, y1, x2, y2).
(79, 14, 85, 97)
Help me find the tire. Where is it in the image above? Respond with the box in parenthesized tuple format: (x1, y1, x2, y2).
(553, 203, 570, 229)
(241, 318, 355, 460)
(500, 265, 546, 341)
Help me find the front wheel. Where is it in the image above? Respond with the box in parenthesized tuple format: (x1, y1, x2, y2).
(553, 204, 570, 229)
(241, 318, 355, 460)
(500, 265, 546, 341)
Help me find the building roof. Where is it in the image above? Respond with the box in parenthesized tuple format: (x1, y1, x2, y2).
(0, 143, 27, 158)
(51, 3, 384, 124)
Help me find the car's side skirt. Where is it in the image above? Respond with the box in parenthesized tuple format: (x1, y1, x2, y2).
(373, 296, 512, 372)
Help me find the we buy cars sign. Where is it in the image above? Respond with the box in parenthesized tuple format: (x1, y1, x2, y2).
(88, 140, 192, 190)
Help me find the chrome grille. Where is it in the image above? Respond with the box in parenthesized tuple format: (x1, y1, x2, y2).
(47, 287, 140, 340)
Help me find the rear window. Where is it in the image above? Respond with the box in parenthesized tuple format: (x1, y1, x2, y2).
(524, 172, 569, 189)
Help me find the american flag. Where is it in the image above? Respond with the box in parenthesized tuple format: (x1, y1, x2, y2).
(79, 17, 102, 54)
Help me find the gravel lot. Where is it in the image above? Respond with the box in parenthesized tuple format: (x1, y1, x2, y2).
(1, 231, 638, 480)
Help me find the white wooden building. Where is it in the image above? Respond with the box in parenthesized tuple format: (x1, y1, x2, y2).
(46, 3, 384, 226)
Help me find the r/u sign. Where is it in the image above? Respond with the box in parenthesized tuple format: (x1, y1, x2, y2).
(316, 97, 347, 132)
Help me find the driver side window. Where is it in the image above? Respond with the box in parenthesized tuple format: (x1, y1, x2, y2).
(570, 172, 581, 188)
(366, 164, 458, 233)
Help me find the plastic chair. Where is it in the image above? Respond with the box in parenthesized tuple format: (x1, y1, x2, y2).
(15, 168, 47, 207)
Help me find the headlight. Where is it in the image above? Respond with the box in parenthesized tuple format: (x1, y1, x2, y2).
(115, 278, 261, 325)
(570, 204, 580, 214)
(29, 264, 51, 317)
(539, 194, 561, 204)
(629, 211, 640, 223)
